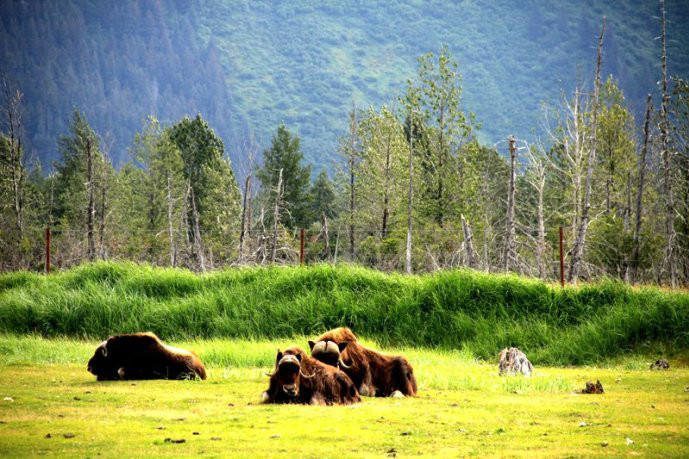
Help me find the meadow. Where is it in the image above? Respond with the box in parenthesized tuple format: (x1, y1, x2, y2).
(0, 335, 688, 458)
(1, 263, 688, 457)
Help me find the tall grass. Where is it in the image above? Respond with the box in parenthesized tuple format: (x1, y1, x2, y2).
(0, 261, 687, 365)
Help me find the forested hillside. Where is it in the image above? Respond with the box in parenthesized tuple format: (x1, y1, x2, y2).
(1, 0, 688, 169)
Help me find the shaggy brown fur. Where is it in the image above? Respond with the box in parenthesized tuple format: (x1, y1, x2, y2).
(87, 332, 207, 381)
(581, 380, 604, 394)
(309, 327, 417, 397)
(263, 347, 360, 405)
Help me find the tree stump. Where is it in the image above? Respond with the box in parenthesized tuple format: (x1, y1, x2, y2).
(650, 359, 670, 370)
(498, 347, 533, 377)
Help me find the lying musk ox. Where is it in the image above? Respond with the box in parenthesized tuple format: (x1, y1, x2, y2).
(87, 332, 207, 381)
(263, 347, 360, 405)
(309, 327, 417, 397)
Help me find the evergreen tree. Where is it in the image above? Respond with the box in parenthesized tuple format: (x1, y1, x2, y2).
(256, 124, 312, 229)
(307, 169, 337, 223)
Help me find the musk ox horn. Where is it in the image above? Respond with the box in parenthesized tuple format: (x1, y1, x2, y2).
(100, 342, 108, 357)
(338, 356, 351, 369)
(299, 369, 315, 378)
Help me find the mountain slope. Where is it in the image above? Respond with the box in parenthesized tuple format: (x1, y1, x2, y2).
(2, 0, 688, 173)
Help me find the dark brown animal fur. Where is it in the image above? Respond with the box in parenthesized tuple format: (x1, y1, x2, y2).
(309, 327, 417, 397)
(263, 347, 360, 405)
(87, 332, 207, 381)
(581, 380, 604, 394)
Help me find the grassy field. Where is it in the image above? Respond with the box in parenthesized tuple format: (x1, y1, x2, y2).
(1, 263, 688, 456)
(1, 262, 689, 366)
(1, 335, 688, 458)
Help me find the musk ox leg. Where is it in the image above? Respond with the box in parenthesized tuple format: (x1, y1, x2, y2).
(391, 390, 404, 398)
(261, 391, 270, 403)
(117, 367, 126, 379)
(391, 357, 417, 396)
(309, 394, 327, 405)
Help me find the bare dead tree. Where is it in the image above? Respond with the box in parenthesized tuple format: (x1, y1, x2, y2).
(180, 180, 191, 266)
(659, 0, 678, 287)
(347, 108, 357, 259)
(569, 17, 605, 284)
(166, 172, 177, 267)
(405, 109, 414, 274)
(86, 137, 95, 262)
(97, 134, 114, 260)
(238, 136, 257, 264)
(97, 158, 108, 259)
(322, 212, 331, 261)
(461, 214, 476, 269)
(503, 136, 517, 271)
(333, 220, 342, 264)
(239, 171, 252, 263)
(1, 75, 25, 241)
(631, 98, 653, 282)
(190, 184, 206, 272)
(524, 143, 548, 279)
(381, 128, 392, 239)
(270, 168, 283, 264)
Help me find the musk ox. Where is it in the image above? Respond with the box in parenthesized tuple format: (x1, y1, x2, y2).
(309, 327, 417, 398)
(87, 332, 207, 381)
(498, 347, 533, 377)
(262, 347, 360, 405)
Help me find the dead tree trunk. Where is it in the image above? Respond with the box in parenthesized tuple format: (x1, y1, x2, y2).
(631, 95, 652, 283)
(348, 110, 357, 260)
(525, 145, 548, 279)
(405, 110, 414, 274)
(166, 172, 177, 267)
(382, 130, 392, 239)
(322, 212, 330, 261)
(181, 182, 191, 265)
(569, 17, 605, 284)
(270, 168, 283, 264)
(2, 77, 24, 241)
(503, 136, 517, 271)
(569, 90, 583, 243)
(190, 185, 206, 272)
(239, 173, 251, 263)
(461, 214, 476, 269)
(86, 137, 95, 262)
(98, 163, 107, 259)
(660, 0, 678, 287)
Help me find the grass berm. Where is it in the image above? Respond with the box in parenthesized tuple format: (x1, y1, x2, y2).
(1, 261, 687, 366)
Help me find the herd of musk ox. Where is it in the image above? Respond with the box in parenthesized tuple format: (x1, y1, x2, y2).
(87, 328, 531, 405)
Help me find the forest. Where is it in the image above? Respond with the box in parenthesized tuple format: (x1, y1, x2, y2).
(1, 3, 689, 287)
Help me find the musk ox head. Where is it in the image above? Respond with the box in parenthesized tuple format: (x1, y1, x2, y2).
(268, 349, 315, 400)
(308, 340, 350, 369)
(87, 340, 117, 380)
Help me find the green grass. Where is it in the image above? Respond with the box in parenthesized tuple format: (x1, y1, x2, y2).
(1, 262, 688, 366)
(1, 335, 688, 458)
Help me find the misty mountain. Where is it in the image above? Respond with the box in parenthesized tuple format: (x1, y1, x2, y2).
(2, 0, 688, 174)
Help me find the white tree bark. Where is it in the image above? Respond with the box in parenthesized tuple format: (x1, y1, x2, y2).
(569, 17, 605, 284)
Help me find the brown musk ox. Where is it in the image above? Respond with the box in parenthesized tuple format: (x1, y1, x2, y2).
(87, 332, 207, 381)
(309, 327, 417, 398)
(262, 347, 360, 405)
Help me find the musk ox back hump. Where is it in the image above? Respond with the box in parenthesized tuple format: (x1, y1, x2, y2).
(316, 327, 358, 344)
